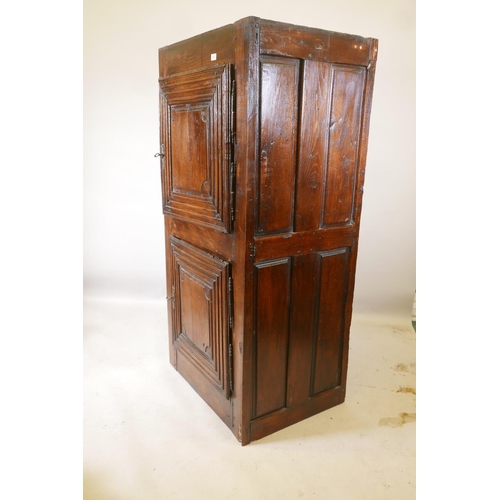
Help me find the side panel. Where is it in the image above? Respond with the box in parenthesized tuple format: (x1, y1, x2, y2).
(257, 57, 299, 234)
(286, 254, 316, 407)
(251, 249, 351, 437)
(311, 248, 350, 394)
(250, 31, 376, 442)
(294, 60, 333, 232)
(253, 258, 291, 418)
(322, 67, 366, 227)
(256, 58, 366, 236)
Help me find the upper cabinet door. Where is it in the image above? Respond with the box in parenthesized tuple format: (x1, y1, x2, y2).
(160, 64, 234, 233)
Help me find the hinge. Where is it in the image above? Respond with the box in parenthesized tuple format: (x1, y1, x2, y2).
(249, 242, 255, 261)
(230, 79, 236, 146)
(228, 276, 233, 329)
(228, 343, 234, 393)
(229, 77, 236, 227)
(228, 275, 234, 395)
(230, 162, 236, 222)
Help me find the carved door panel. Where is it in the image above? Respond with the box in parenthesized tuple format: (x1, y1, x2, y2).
(168, 236, 233, 424)
(159, 64, 234, 233)
(251, 56, 366, 435)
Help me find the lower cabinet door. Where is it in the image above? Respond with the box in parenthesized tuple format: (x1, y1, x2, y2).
(168, 236, 233, 426)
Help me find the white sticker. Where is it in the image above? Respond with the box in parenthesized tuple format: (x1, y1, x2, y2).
(211, 53, 217, 61)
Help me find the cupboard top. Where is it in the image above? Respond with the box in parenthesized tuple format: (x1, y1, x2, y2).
(159, 17, 378, 77)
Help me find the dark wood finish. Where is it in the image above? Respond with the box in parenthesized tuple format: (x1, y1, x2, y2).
(167, 236, 233, 425)
(160, 23, 236, 77)
(286, 254, 316, 407)
(294, 60, 333, 232)
(259, 19, 372, 66)
(254, 227, 354, 261)
(160, 64, 233, 232)
(311, 248, 349, 394)
(158, 17, 378, 445)
(235, 19, 260, 446)
(253, 258, 291, 418)
(323, 66, 366, 227)
(169, 236, 232, 398)
(257, 57, 299, 234)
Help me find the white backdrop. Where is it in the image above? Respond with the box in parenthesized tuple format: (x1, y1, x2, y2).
(83, 0, 415, 317)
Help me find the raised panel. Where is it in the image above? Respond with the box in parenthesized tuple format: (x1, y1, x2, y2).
(286, 254, 317, 407)
(170, 236, 231, 398)
(257, 57, 299, 234)
(253, 258, 291, 418)
(294, 60, 334, 231)
(251, 248, 352, 415)
(170, 105, 210, 198)
(179, 268, 211, 355)
(311, 248, 349, 395)
(160, 64, 233, 232)
(322, 66, 366, 227)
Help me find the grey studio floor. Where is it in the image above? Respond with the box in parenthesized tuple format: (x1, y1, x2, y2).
(83, 298, 416, 500)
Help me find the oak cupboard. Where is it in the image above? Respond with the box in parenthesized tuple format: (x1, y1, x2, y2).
(157, 17, 378, 445)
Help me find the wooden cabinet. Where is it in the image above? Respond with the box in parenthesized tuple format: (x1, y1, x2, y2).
(158, 17, 378, 445)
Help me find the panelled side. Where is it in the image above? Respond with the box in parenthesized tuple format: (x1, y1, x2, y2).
(256, 57, 367, 236)
(250, 249, 352, 441)
(250, 33, 376, 442)
(253, 258, 291, 418)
